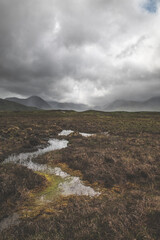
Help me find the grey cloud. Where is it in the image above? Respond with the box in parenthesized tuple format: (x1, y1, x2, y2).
(0, 0, 160, 105)
(116, 36, 147, 59)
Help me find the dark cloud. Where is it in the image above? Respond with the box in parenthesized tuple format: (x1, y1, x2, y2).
(0, 0, 160, 105)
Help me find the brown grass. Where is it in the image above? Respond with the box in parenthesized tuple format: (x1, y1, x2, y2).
(1, 111, 160, 239)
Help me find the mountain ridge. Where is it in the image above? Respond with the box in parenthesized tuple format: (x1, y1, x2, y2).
(104, 96, 160, 111)
(6, 96, 51, 110)
(4, 95, 160, 112)
(0, 99, 38, 111)
(6, 96, 90, 111)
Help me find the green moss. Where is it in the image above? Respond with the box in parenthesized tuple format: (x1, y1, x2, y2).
(35, 173, 64, 202)
(20, 172, 65, 218)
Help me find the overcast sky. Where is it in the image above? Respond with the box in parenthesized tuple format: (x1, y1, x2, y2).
(0, 0, 160, 106)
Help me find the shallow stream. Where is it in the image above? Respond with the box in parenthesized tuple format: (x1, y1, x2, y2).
(1, 130, 99, 232)
(4, 131, 99, 197)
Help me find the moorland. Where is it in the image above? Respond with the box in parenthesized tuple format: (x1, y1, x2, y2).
(0, 110, 160, 240)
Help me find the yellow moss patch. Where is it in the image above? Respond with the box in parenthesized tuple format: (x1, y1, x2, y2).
(31, 172, 64, 201)
(20, 171, 65, 219)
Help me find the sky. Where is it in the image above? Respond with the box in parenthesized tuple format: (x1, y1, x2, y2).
(0, 0, 160, 106)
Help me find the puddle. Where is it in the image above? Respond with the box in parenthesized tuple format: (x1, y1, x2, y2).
(79, 132, 94, 137)
(59, 177, 99, 196)
(49, 167, 99, 197)
(0, 213, 20, 233)
(58, 130, 74, 136)
(59, 130, 94, 137)
(34, 168, 99, 205)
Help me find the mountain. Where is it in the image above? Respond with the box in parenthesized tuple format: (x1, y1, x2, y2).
(104, 97, 160, 112)
(48, 101, 89, 111)
(6, 96, 90, 111)
(104, 100, 143, 111)
(145, 97, 160, 109)
(6, 96, 51, 110)
(0, 99, 37, 111)
(4, 95, 160, 112)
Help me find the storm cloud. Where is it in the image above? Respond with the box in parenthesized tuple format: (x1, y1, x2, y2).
(0, 0, 160, 105)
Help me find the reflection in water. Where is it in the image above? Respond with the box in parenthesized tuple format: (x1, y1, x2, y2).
(59, 177, 99, 196)
(2, 136, 100, 232)
(79, 132, 94, 137)
(58, 130, 94, 137)
(4, 139, 68, 165)
(4, 139, 99, 197)
(58, 130, 74, 136)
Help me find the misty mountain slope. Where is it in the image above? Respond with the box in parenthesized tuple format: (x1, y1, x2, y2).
(48, 101, 89, 111)
(6, 96, 90, 111)
(104, 100, 144, 111)
(145, 97, 160, 108)
(6, 96, 51, 110)
(104, 97, 160, 112)
(0, 99, 37, 111)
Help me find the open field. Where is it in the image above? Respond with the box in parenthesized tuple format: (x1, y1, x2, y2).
(0, 110, 160, 240)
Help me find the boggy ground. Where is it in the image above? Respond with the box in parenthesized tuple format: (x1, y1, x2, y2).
(0, 110, 160, 239)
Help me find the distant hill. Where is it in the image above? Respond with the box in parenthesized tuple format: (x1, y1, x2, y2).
(48, 101, 89, 111)
(6, 96, 90, 111)
(6, 96, 51, 110)
(104, 97, 160, 112)
(4, 95, 160, 112)
(0, 99, 37, 111)
(145, 97, 160, 109)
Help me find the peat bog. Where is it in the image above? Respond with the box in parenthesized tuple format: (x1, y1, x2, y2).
(0, 110, 160, 239)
